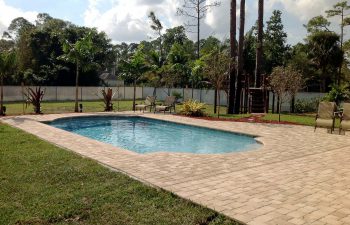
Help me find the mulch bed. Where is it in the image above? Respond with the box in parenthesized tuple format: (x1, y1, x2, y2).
(175, 114, 300, 125)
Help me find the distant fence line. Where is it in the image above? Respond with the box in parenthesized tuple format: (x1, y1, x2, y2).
(3, 86, 326, 112)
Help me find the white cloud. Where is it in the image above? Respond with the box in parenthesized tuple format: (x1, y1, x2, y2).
(265, 0, 344, 44)
(266, 0, 336, 22)
(83, 0, 232, 43)
(0, 0, 37, 35)
(84, 0, 179, 43)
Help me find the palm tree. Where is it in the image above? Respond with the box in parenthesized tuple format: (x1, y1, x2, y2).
(0, 50, 16, 116)
(255, 0, 264, 88)
(60, 32, 97, 112)
(119, 45, 148, 111)
(228, 0, 237, 114)
(145, 51, 163, 96)
(234, 0, 245, 114)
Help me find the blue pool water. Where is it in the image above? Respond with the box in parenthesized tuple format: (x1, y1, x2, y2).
(49, 116, 261, 154)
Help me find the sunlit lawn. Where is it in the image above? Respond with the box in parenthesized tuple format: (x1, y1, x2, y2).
(262, 113, 316, 126)
(262, 113, 341, 127)
(4, 100, 239, 117)
(3, 100, 134, 115)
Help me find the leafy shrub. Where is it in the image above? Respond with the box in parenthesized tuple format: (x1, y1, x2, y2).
(24, 87, 45, 114)
(180, 99, 206, 117)
(294, 98, 320, 113)
(171, 91, 183, 102)
(323, 84, 350, 105)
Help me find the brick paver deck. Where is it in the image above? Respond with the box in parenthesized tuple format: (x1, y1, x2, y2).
(2, 112, 350, 225)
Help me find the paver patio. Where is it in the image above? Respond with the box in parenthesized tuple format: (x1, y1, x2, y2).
(2, 112, 350, 225)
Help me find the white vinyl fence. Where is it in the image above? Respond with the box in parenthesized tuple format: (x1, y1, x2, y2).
(3, 86, 326, 112)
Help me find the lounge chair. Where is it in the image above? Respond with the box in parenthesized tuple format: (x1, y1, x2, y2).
(339, 103, 350, 134)
(135, 96, 156, 112)
(155, 96, 176, 114)
(314, 101, 336, 133)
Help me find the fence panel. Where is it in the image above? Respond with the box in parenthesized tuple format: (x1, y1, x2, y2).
(201, 89, 215, 105)
(269, 92, 326, 112)
(155, 88, 169, 101)
(142, 87, 154, 98)
(3, 86, 327, 112)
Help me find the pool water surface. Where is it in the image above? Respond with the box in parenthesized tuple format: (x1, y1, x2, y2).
(49, 116, 261, 154)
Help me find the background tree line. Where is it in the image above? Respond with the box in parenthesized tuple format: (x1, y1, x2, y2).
(1, 2, 350, 94)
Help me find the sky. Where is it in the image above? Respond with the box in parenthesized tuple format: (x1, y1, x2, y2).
(0, 0, 344, 45)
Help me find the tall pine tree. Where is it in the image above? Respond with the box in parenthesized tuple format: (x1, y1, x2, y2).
(264, 10, 289, 75)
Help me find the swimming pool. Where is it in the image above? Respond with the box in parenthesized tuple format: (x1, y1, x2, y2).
(49, 116, 261, 154)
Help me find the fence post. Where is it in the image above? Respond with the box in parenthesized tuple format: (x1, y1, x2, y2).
(55, 86, 58, 101)
(124, 86, 126, 100)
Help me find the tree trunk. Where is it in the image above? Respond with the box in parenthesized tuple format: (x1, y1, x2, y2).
(217, 90, 221, 118)
(291, 96, 295, 113)
(0, 75, 4, 116)
(234, 0, 245, 114)
(197, 1, 200, 59)
(228, 0, 237, 114)
(133, 80, 136, 111)
(74, 63, 80, 112)
(272, 92, 275, 114)
(214, 89, 218, 114)
(159, 31, 163, 63)
(276, 96, 280, 114)
(255, 0, 264, 88)
(278, 101, 281, 122)
(320, 78, 326, 93)
(338, 9, 344, 85)
(243, 73, 249, 113)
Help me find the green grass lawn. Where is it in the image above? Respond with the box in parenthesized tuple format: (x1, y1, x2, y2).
(0, 123, 240, 225)
(3, 100, 134, 115)
(3, 100, 240, 118)
(262, 113, 316, 126)
(262, 113, 342, 127)
(3, 99, 321, 126)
